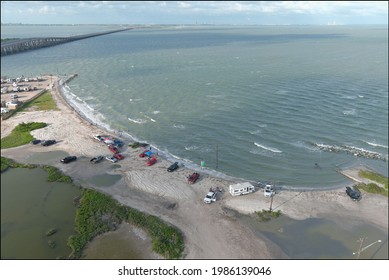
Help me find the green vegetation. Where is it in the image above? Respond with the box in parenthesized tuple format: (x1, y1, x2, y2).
(126, 206, 184, 259)
(68, 189, 184, 259)
(358, 170, 388, 190)
(1, 122, 47, 149)
(45, 228, 58, 237)
(2, 156, 184, 259)
(41, 165, 73, 183)
(129, 142, 149, 149)
(1, 156, 37, 172)
(355, 170, 388, 197)
(355, 183, 388, 197)
(255, 209, 282, 222)
(1, 157, 71, 184)
(21, 90, 58, 111)
(1, 38, 20, 43)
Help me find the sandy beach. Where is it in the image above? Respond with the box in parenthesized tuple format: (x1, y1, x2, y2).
(1, 76, 387, 259)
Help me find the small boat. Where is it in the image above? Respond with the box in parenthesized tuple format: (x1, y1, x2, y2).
(187, 172, 200, 184)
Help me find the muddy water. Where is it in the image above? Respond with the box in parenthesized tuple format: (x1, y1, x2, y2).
(1, 167, 80, 259)
(87, 174, 122, 187)
(241, 214, 388, 259)
(82, 223, 161, 259)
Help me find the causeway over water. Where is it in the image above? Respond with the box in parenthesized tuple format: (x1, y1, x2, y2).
(1, 27, 133, 56)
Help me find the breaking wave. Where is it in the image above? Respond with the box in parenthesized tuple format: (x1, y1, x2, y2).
(343, 109, 356, 115)
(128, 117, 147, 124)
(254, 142, 282, 153)
(364, 141, 388, 149)
(142, 114, 156, 122)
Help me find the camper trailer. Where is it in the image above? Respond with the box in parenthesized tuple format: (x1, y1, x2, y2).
(229, 182, 255, 196)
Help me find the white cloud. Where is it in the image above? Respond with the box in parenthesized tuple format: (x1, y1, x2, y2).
(38, 5, 57, 15)
(1, 1, 387, 24)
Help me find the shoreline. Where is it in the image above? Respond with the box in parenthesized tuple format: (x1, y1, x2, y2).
(55, 74, 363, 192)
(1, 75, 387, 259)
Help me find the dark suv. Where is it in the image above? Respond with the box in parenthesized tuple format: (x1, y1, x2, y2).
(41, 140, 56, 146)
(61, 156, 77, 164)
(167, 162, 179, 172)
(346, 186, 361, 201)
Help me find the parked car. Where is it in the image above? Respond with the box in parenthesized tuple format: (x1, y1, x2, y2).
(264, 184, 274, 197)
(113, 139, 123, 147)
(90, 155, 104, 163)
(346, 186, 361, 201)
(108, 144, 119, 154)
(203, 191, 217, 204)
(105, 156, 118, 163)
(167, 162, 179, 172)
(187, 172, 200, 184)
(41, 140, 56, 146)
(31, 139, 41, 145)
(113, 153, 124, 160)
(139, 150, 153, 158)
(93, 135, 103, 142)
(61, 156, 77, 164)
(146, 157, 157, 166)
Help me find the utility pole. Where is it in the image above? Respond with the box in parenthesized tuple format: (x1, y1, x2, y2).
(216, 143, 218, 169)
(269, 181, 275, 212)
(269, 195, 274, 212)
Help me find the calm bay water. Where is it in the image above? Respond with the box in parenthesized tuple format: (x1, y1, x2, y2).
(1, 167, 80, 259)
(1, 25, 388, 188)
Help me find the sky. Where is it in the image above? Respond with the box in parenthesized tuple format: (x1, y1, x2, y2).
(1, 1, 388, 25)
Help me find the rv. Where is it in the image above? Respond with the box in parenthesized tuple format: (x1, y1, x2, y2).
(229, 182, 255, 196)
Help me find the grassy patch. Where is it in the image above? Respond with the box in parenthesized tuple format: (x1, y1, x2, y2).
(1, 156, 184, 259)
(255, 209, 282, 222)
(41, 165, 73, 183)
(1, 156, 37, 172)
(355, 183, 388, 197)
(1, 122, 47, 149)
(68, 189, 184, 259)
(21, 90, 58, 111)
(129, 142, 149, 149)
(358, 170, 388, 190)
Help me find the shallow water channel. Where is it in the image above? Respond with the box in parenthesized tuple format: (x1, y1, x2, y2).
(241, 214, 388, 259)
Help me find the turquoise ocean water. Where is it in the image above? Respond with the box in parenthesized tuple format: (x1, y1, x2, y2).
(1, 25, 388, 189)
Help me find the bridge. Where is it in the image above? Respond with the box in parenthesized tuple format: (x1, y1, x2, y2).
(1, 28, 133, 56)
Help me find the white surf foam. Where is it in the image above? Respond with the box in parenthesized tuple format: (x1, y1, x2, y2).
(254, 142, 282, 153)
(364, 141, 388, 149)
(128, 117, 147, 124)
(143, 114, 156, 122)
(343, 109, 356, 115)
(173, 124, 186, 129)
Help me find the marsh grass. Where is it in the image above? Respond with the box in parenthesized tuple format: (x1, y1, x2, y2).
(1, 122, 47, 149)
(21, 90, 58, 111)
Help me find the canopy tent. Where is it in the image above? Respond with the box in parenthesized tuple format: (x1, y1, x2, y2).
(145, 151, 153, 157)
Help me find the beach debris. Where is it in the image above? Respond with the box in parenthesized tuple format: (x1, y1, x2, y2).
(48, 240, 56, 248)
